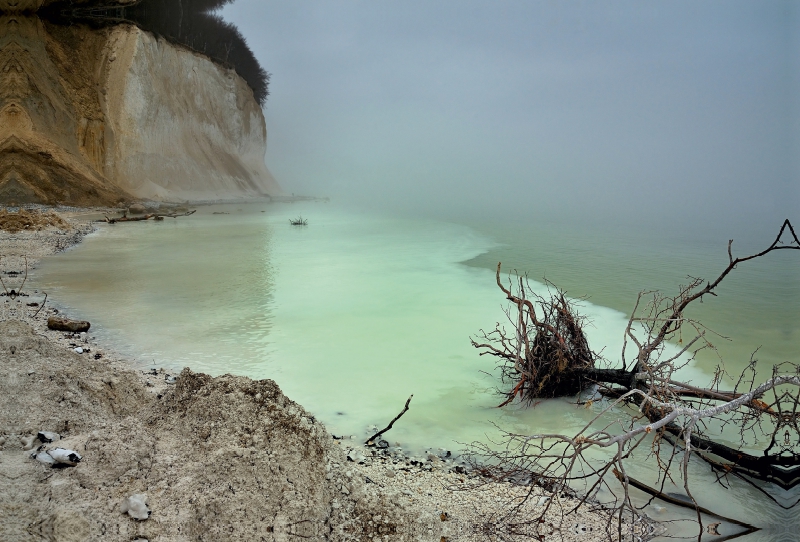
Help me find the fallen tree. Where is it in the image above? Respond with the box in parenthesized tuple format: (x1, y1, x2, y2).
(103, 209, 196, 223)
(469, 220, 799, 540)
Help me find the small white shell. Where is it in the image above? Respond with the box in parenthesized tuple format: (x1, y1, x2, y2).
(47, 448, 82, 466)
(121, 494, 150, 520)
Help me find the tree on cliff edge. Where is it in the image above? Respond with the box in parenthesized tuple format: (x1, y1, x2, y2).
(40, 0, 270, 105)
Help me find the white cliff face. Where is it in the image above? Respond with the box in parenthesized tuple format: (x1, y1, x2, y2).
(101, 26, 282, 201)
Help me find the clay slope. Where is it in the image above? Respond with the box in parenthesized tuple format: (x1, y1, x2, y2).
(0, 16, 131, 205)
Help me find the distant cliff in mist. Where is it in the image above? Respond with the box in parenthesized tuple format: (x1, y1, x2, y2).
(0, 1, 282, 206)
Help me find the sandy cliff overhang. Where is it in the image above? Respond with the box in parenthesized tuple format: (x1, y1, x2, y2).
(0, 0, 139, 13)
(0, 0, 44, 12)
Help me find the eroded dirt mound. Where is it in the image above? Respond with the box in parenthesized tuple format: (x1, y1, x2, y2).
(0, 208, 71, 232)
(147, 370, 338, 539)
(0, 319, 415, 541)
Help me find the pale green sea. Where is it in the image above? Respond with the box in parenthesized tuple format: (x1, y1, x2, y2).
(30, 203, 799, 540)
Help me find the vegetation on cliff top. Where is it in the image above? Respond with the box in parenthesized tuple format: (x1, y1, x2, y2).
(39, 0, 270, 105)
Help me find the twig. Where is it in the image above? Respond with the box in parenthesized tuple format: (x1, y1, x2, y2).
(31, 293, 48, 318)
(365, 395, 413, 446)
(19, 255, 28, 293)
(0, 258, 7, 296)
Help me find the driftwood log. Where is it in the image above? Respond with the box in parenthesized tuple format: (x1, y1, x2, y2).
(47, 316, 90, 333)
(103, 210, 196, 224)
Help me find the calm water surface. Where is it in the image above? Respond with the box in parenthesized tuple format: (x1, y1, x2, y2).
(31, 203, 799, 540)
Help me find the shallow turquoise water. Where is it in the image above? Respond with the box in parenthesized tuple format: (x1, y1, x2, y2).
(30, 203, 799, 539)
(32, 204, 641, 448)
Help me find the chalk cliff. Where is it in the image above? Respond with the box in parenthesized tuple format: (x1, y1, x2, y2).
(101, 26, 282, 201)
(0, 13, 282, 205)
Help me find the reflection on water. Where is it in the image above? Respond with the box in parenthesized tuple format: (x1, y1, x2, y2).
(31, 204, 799, 540)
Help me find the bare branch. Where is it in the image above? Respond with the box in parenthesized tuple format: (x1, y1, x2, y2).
(365, 395, 413, 446)
(468, 220, 800, 537)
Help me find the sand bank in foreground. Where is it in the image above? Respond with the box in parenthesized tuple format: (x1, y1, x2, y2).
(0, 211, 646, 541)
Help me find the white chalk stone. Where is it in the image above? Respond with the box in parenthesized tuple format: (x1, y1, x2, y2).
(31, 451, 56, 465)
(37, 431, 60, 443)
(47, 448, 82, 466)
(121, 493, 151, 521)
(347, 449, 365, 463)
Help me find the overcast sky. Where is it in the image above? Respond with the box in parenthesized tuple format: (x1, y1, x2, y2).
(220, 1, 797, 231)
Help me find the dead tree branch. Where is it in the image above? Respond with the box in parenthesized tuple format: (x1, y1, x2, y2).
(468, 219, 799, 538)
(614, 470, 758, 534)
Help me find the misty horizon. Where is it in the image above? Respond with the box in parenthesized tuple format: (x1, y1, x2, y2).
(220, 0, 797, 238)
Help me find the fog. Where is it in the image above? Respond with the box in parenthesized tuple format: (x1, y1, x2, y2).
(221, 1, 797, 234)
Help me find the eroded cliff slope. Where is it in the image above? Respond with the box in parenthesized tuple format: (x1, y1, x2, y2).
(0, 12, 282, 205)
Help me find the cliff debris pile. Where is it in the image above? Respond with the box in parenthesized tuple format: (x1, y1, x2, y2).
(0, 208, 70, 233)
(0, 318, 391, 540)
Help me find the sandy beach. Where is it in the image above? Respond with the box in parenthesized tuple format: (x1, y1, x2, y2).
(0, 209, 649, 542)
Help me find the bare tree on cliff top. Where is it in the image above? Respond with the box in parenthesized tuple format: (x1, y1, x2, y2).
(469, 220, 799, 541)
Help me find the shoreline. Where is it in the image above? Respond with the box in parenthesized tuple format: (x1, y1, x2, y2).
(0, 208, 648, 541)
